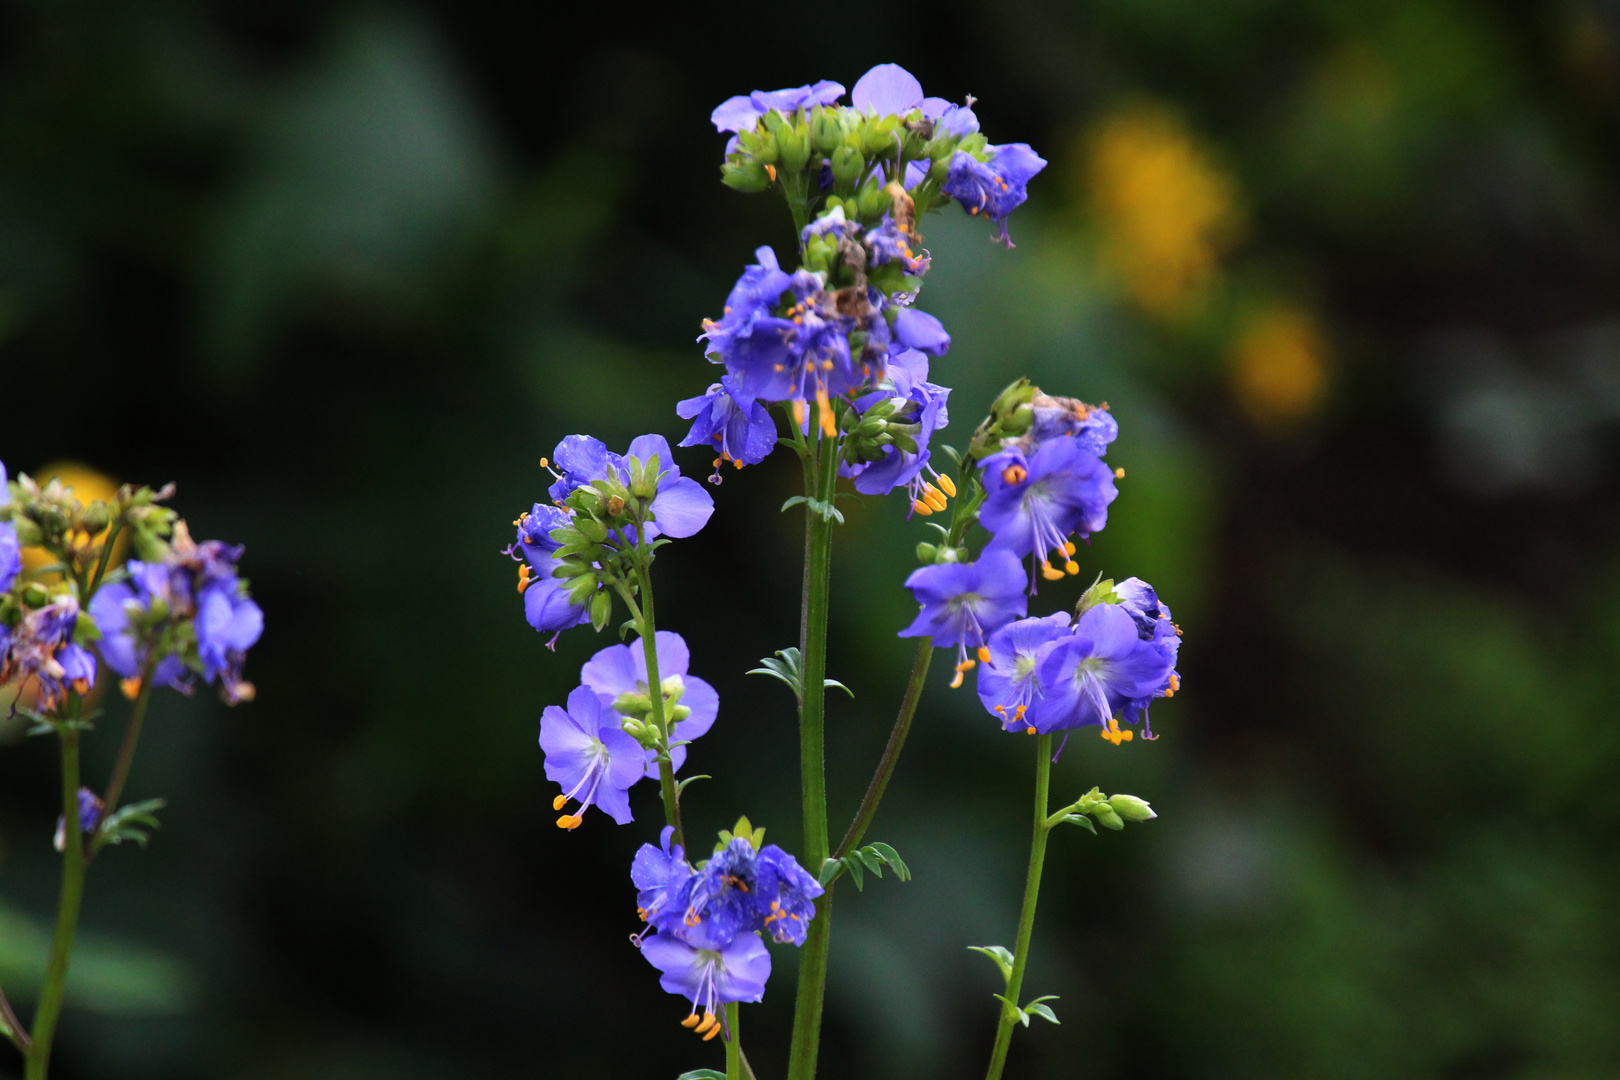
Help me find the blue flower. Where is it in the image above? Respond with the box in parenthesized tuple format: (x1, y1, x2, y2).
(633, 826, 695, 930)
(711, 81, 846, 133)
(849, 63, 970, 127)
(89, 564, 189, 692)
(867, 214, 929, 276)
(545, 435, 624, 504)
(53, 788, 105, 852)
(1028, 395, 1118, 458)
(677, 378, 778, 484)
(580, 631, 717, 778)
(511, 503, 591, 638)
(841, 349, 951, 504)
(674, 837, 767, 950)
(539, 685, 646, 829)
(980, 435, 1118, 588)
(1032, 603, 1176, 742)
(976, 612, 1073, 733)
(1, 596, 97, 712)
(943, 143, 1047, 246)
(640, 932, 770, 1039)
(0, 461, 18, 593)
(755, 844, 824, 946)
(892, 307, 951, 356)
(547, 434, 715, 542)
(1112, 577, 1181, 737)
(195, 580, 263, 705)
(898, 550, 1029, 687)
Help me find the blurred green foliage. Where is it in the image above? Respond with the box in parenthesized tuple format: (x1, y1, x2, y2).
(2, 0, 1620, 1078)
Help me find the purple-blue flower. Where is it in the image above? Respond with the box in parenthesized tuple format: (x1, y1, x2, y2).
(1112, 577, 1181, 737)
(1028, 395, 1118, 458)
(711, 81, 846, 133)
(867, 214, 929, 277)
(53, 787, 105, 852)
(892, 308, 951, 356)
(633, 826, 695, 930)
(648, 837, 824, 951)
(677, 378, 778, 484)
(89, 564, 189, 693)
(1032, 603, 1176, 742)
(539, 685, 646, 829)
(898, 549, 1029, 687)
(511, 503, 591, 638)
(943, 143, 1048, 246)
(849, 63, 972, 130)
(841, 349, 951, 503)
(976, 611, 1073, 733)
(0, 596, 97, 711)
(580, 631, 717, 778)
(195, 580, 262, 705)
(547, 434, 715, 542)
(755, 844, 825, 946)
(980, 435, 1118, 588)
(0, 460, 19, 593)
(640, 933, 770, 1038)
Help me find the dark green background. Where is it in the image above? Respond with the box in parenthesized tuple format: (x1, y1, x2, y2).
(3, 2, 1620, 1077)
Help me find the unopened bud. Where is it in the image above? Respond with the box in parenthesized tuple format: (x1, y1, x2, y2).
(856, 178, 889, 219)
(1093, 805, 1125, 831)
(808, 106, 845, 154)
(81, 502, 110, 535)
(605, 496, 626, 517)
(22, 584, 48, 608)
(831, 145, 864, 190)
(589, 590, 613, 631)
(722, 157, 772, 193)
(1108, 794, 1156, 822)
(915, 542, 938, 564)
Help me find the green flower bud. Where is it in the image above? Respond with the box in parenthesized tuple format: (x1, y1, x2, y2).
(629, 454, 660, 500)
(13, 519, 42, 546)
(831, 145, 865, 190)
(81, 501, 110, 535)
(738, 128, 777, 164)
(620, 717, 650, 740)
(1108, 794, 1157, 822)
(808, 106, 845, 154)
(859, 114, 900, 157)
(575, 518, 609, 544)
(589, 590, 613, 631)
(22, 584, 48, 608)
(916, 542, 938, 564)
(856, 178, 889, 219)
(1093, 805, 1125, 831)
(722, 157, 772, 193)
(669, 704, 692, 723)
(1075, 578, 1121, 617)
(765, 112, 810, 174)
(613, 691, 654, 718)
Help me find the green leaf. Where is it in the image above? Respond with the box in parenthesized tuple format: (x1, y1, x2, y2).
(780, 496, 808, 513)
(990, 992, 1030, 1026)
(969, 945, 1015, 985)
(1025, 1002, 1060, 1025)
(748, 648, 804, 700)
(824, 678, 854, 698)
(804, 497, 844, 524)
(98, 798, 166, 849)
(618, 618, 637, 642)
(677, 1071, 727, 1080)
(818, 858, 841, 887)
(673, 775, 711, 797)
(867, 842, 912, 881)
(855, 847, 885, 876)
(1063, 813, 1097, 834)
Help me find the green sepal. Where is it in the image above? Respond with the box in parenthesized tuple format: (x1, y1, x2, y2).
(1062, 813, 1098, 834)
(968, 945, 1015, 985)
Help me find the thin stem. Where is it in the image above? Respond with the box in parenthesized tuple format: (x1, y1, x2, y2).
(633, 549, 685, 853)
(27, 700, 90, 1080)
(834, 636, 933, 860)
(91, 657, 157, 856)
(725, 1003, 741, 1080)
(786, 418, 839, 1080)
(985, 733, 1054, 1080)
(739, 1047, 758, 1080)
(0, 985, 28, 1055)
(85, 518, 123, 598)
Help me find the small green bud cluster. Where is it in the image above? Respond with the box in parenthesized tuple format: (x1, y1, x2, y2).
(842, 395, 923, 466)
(1056, 787, 1157, 832)
(968, 378, 1039, 461)
(1, 472, 177, 584)
(1075, 576, 1125, 617)
(550, 454, 669, 632)
(611, 674, 693, 748)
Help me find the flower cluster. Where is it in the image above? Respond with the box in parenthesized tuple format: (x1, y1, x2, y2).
(631, 824, 823, 1036)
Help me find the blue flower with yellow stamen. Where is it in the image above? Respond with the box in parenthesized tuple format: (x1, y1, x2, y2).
(943, 143, 1047, 247)
(677, 378, 778, 484)
(976, 611, 1073, 733)
(755, 844, 824, 946)
(1031, 603, 1175, 743)
(898, 550, 1028, 687)
(1112, 577, 1181, 738)
(633, 826, 695, 931)
(580, 631, 717, 779)
(539, 685, 646, 830)
(980, 435, 1118, 589)
(711, 81, 846, 133)
(640, 933, 770, 1042)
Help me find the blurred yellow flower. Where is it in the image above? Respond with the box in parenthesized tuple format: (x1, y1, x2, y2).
(19, 461, 123, 580)
(1086, 104, 1241, 316)
(1230, 306, 1330, 425)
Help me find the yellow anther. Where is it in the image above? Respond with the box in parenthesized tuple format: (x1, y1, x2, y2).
(696, 1011, 718, 1034)
(539, 457, 550, 468)
(518, 565, 533, 594)
(1002, 463, 1028, 485)
(1166, 673, 1179, 697)
(1114, 467, 1125, 479)
(1100, 718, 1134, 745)
(822, 359, 834, 371)
(1064, 561, 1080, 575)
(703, 1024, 722, 1042)
(792, 399, 806, 430)
(1014, 704, 1027, 719)
(1041, 561, 1065, 581)
(949, 668, 965, 689)
(956, 659, 976, 674)
(1063, 540, 1076, 556)
(765, 163, 777, 182)
(937, 473, 957, 497)
(923, 489, 948, 513)
(993, 705, 1007, 715)
(681, 1014, 702, 1029)
(816, 387, 837, 437)
(912, 500, 934, 516)
(713, 458, 722, 469)
(977, 646, 991, 664)
(1026, 726, 1037, 734)
(556, 814, 582, 830)
(552, 794, 568, 811)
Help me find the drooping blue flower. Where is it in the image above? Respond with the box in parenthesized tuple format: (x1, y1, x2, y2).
(580, 631, 718, 778)
(711, 81, 846, 133)
(89, 564, 189, 692)
(0, 596, 97, 711)
(633, 826, 696, 931)
(980, 435, 1118, 588)
(511, 503, 591, 638)
(841, 349, 951, 503)
(546, 435, 625, 504)
(755, 844, 825, 946)
(1032, 603, 1176, 742)
(943, 143, 1048, 246)
(677, 378, 778, 484)
(640, 932, 770, 1038)
(0, 460, 19, 593)
(867, 214, 929, 277)
(53, 787, 105, 852)
(1028, 395, 1119, 458)
(539, 685, 646, 829)
(547, 434, 715, 542)
(976, 611, 1073, 733)
(1112, 577, 1181, 737)
(898, 549, 1029, 687)
(195, 579, 263, 705)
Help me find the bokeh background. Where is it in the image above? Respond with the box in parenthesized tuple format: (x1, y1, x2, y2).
(3, 2, 1620, 1077)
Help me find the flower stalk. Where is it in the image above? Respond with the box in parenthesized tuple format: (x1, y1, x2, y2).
(27, 697, 89, 1080)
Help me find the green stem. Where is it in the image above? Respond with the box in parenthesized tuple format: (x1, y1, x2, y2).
(985, 733, 1054, 1080)
(91, 659, 156, 857)
(85, 518, 123, 598)
(725, 1003, 741, 1080)
(27, 701, 89, 1080)
(633, 550, 684, 853)
(0, 984, 28, 1055)
(834, 636, 932, 860)
(786, 417, 839, 1080)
